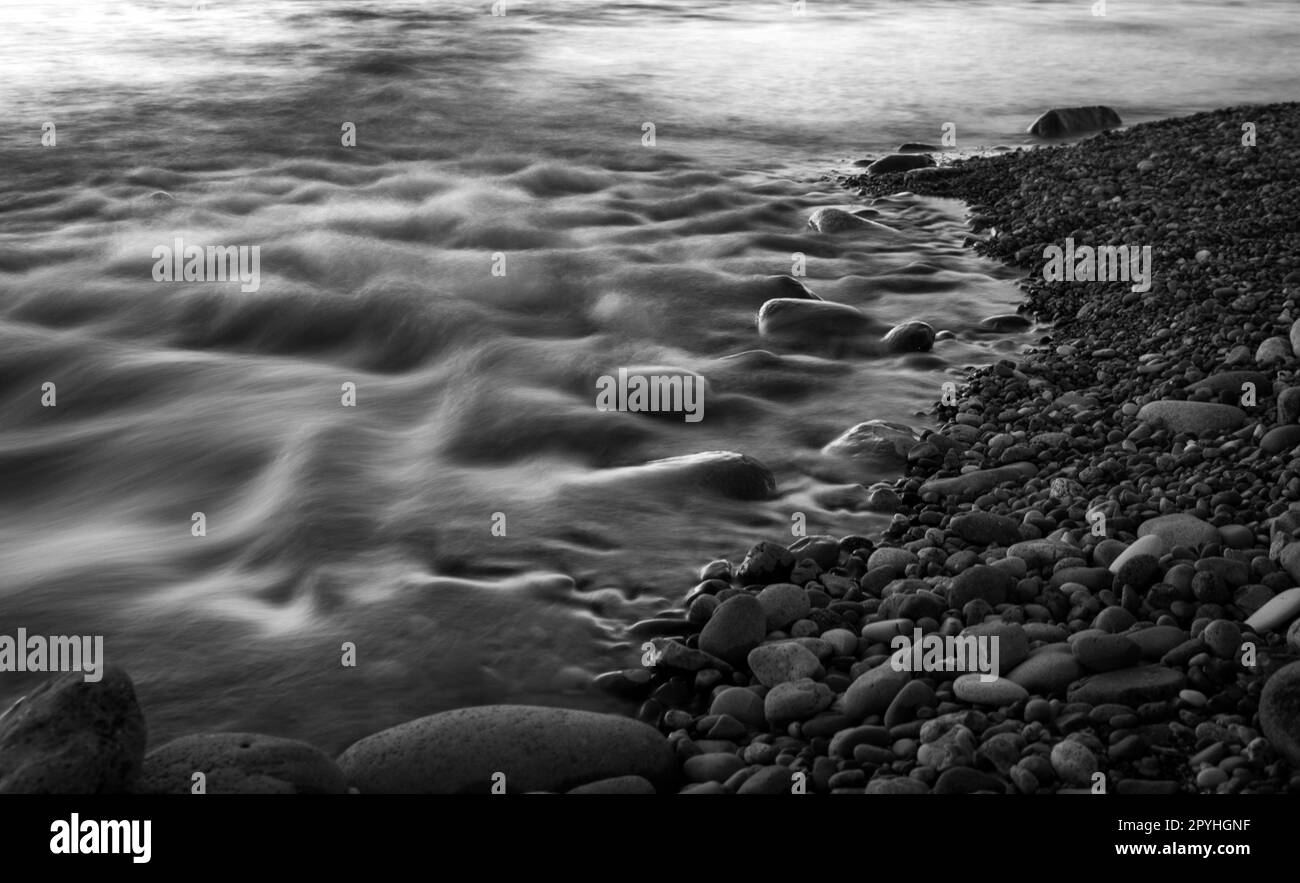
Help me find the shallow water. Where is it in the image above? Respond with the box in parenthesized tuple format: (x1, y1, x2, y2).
(1, 0, 1296, 751)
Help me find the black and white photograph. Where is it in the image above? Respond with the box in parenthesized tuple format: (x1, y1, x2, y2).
(1, 0, 1297, 864)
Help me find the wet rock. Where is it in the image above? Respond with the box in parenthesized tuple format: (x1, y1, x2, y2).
(137, 733, 348, 794)
(699, 594, 768, 665)
(1027, 105, 1122, 138)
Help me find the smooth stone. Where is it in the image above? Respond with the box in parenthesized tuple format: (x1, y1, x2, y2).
(1282, 544, 1300, 584)
(755, 583, 811, 631)
(1006, 653, 1083, 696)
(764, 678, 835, 724)
(1136, 513, 1220, 549)
(1261, 425, 1300, 455)
(757, 297, 875, 338)
(1008, 539, 1082, 569)
(1244, 587, 1300, 633)
(951, 511, 1022, 547)
(1259, 661, 1300, 766)
(1135, 400, 1246, 435)
(883, 679, 936, 728)
(866, 776, 930, 794)
(737, 765, 796, 794)
(699, 594, 768, 665)
(1127, 626, 1189, 659)
(932, 767, 1006, 794)
(867, 548, 919, 573)
(843, 661, 912, 720)
(709, 687, 766, 730)
(1107, 534, 1168, 574)
(1257, 336, 1292, 367)
(137, 733, 347, 794)
(821, 420, 919, 464)
(683, 753, 747, 784)
(1279, 387, 1300, 423)
(882, 320, 936, 353)
(747, 642, 820, 688)
(821, 628, 859, 657)
(1186, 371, 1270, 396)
(1026, 105, 1122, 137)
(952, 674, 1028, 706)
(1066, 665, 1186, 706)
(919, 462, 1039, 498)
(0, 666, 146, 794)
(334, 705, 674, 794)
(567, 775, 656, 794)
(1050, 740, 1098, 786)
(962, 621, 1030, 671)
(1072, 634, 1141, 672)
(949, 564, 1016, 608)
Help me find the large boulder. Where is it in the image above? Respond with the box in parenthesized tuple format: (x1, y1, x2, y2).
(1027, 105, 1122, 138)
(335, 705, 675, 794)
(0, 666, 146, 794)
(136, 733, 348, 794)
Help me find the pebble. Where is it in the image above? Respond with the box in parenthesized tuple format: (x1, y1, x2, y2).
(1067, 665, 1186, 706)
(1259, 661, 1300, 766)
(1050, 740, 1098, 787)
(952, 673, 1029, 706)
(698, 594, 769, 665)
(1136, 513, 1221, 549)
(709, 687, 766, 729)
(747, 642, 821, 687)
(1261, 425, 1300, 455)
(1135, 400, 1246, 434)
(1072, 634, 1141, 672)
(1006, 651, 1084, 696)
(950, 511, 1023, 546)
(764, 678, 835, 724)
(756, 583, 811, 631)
(843, 661, 912, 720)
(1243, 587, 1300, 633)
(1107, 534, 1167, 574)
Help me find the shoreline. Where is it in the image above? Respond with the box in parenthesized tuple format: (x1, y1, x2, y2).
(5, 103, 1300, 794)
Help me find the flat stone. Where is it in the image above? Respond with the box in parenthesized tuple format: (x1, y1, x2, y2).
(1244, 587, 1300, 633)
(866, 153, 936, 174)
(0, 666, 146, 794)
(951, 511, 1022, 547)
(919, 462, 1039, 499)
(699, 594, 768, 665)
(1136, 400, 1246, 435)
(137, 733, 348, 794)
(865, 776, 929, 794)
(335, 705, 674, 794)
(1260, 661, 1300, 767)
(737, 765, 797, 794)
(1261, 425, 1300, 456)
(1066, 665, 1186, 706)
(567, 775, 656, 794)
(952, 674, 1028, 706)
(1072, 634, 1142, 672)
(683, 753, 747, 784)
(747, 642, 820, 688)
(1136, 513, 1220, 549)
(843, 661, 912, 720)
(709, 687, 765, 730)
(948, 564, 1016, 609)
(1006, 651, 1083, 696)
(1008, 539, 1082, 569)
(1126, 626, 1189, 659)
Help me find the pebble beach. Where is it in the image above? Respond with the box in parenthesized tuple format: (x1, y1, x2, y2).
(5, 102, 1300, 795)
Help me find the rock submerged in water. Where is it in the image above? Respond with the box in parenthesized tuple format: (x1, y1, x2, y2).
(335, 705, 675, 794)
(611, 451, 776, 500)
(756, 297, 876, 339)
(0, 666, 146, 794)
(865, 154, 936, 175)
(882, 320, 936, 352)
(807, 206, 904, 236)
(137, 733, 349, 794)
(820, 419, 919, 464)
(1027, 105, 1122, 138)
